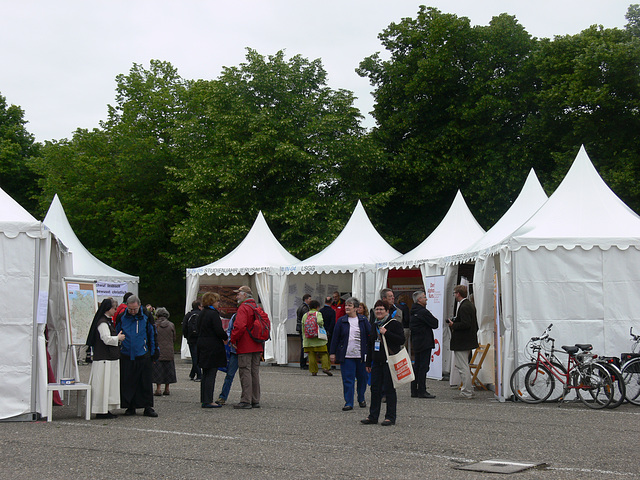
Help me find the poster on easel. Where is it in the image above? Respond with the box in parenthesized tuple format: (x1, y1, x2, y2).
(424, 274, 445, 380)
(63, 278, 98, 346)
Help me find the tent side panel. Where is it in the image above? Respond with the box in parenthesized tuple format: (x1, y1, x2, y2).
(0, 234, 36, 419)
(603, 248, 640, 356)
(513, 248, 605, 366)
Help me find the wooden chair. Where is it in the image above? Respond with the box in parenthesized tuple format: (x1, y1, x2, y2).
(459, 343, 491, 391)
(469, 343, 490, 390)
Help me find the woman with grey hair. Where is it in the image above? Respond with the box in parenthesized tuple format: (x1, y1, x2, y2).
(152, 307, 177, 396)
(329, 297, 372, 411)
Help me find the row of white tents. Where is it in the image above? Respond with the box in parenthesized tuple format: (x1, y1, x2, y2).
(2, 145, 639, 418)
(182, 146, 640, 399)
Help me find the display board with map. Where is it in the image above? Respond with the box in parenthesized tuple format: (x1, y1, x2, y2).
(64, 279, 98, 345)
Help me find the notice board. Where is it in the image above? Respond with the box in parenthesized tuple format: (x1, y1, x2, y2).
(63, 278, 98, 345)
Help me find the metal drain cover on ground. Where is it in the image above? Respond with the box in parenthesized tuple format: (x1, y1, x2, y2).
(455, 459, 545, 474)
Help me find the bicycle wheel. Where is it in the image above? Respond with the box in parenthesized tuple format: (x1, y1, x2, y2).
(576, 363, 613, 409)
(546, 361, 567, 402)
(621, 358, 640, 405)
(598, 362, 625, 409)
(510, 363, 553, 403)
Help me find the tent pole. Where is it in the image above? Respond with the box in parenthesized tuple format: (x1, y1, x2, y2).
(30, 237, 42, 418)
(510, 252, 519, 365)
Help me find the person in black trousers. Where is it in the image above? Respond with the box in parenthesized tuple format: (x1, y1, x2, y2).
(410, 290, 438, 398)
(361, 300, 404, 426)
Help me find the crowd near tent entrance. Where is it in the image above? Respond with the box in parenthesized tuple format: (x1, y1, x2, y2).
(282, 200, 401, 360)
(0, 187, 72, 421)
(383, 191, 486, 378)
(183, 212, 299, 364)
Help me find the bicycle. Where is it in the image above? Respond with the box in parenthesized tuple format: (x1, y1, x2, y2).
(520, 324, 566, 402)
(575, 344, 625, 409)
(510, 326, 614, 409)
(620, 327, 640, 405)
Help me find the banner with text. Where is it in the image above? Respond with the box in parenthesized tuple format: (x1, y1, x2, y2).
(424, 275, 445, 380)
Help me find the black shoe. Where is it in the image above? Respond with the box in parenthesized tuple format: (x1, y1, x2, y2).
(381, 419, 395, 426)
(143, 407, 158, 417)
(194, 378, 201, 382)
(322, 369, 333, 376)
(342, 405, 353, 411)
(411, 392, 418, 398)
(96, 412, 117, 419)
(359, 401, 367, 408)
(124, 408, 136, 416)
(300, 365, 309, 370)
(234, 402, 252, 409)
(361, 417, 377, 425)
(251, 403, 260, 409)
(202, 403, 221, 409)
(382, 396, 387, 403)
(418, 392, 436, 399)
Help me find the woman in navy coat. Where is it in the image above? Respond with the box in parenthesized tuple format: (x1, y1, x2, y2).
(329, 297, 371, 411)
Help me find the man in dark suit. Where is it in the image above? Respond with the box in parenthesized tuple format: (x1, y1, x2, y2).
(319, 296, 336, 350)
(446, 285, 479, 399)
(410, 290, 438, 399)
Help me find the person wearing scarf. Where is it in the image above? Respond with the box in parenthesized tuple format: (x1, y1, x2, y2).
(86, 298, 124, 419)
(361, 300, 405, 426)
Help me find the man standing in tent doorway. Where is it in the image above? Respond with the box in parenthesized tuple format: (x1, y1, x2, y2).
(296, 293, 312, 370)
(331, 291, 346, 319)
(446, 285, 479, 399)
(320, 296, 336, 349)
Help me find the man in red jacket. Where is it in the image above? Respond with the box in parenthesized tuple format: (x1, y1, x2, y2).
(229, 286, 263, 409)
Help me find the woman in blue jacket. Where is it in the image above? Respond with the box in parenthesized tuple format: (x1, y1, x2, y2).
(329, 297, 371, 411)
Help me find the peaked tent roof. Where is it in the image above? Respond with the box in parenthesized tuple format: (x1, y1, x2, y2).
(43, 194, 139, 283)
(449, 169, 548, 263)
(0, 187, 44, 238)
(508, 145, 640, 251)
(289, 200, 401, 274)
(390, 190, 485, 268)
(187, 211, 299, 276)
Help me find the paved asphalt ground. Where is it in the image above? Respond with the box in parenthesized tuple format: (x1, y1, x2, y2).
(1, 357, 639, 479)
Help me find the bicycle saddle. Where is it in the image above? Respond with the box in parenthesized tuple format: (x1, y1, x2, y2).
(562, 345, 580, 354)
(575, 343, 592, 351)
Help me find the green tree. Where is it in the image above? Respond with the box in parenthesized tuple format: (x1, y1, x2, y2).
(171, 49, 380, 265)
(0, 94, 40, 212)
(522, 22, 640, 211)
(358, 7, 537, 250)
(32, 61, 189, 315)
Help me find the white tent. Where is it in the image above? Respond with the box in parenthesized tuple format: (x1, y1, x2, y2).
(498, 146, 640, 398)
(443, 170, 548, 389)
(285, 200, 401, 312)
(0, 188, 71, 420)
(184, 211, 299, 364)
(43, 194, 139, 298)
(386, 190, 486, 374)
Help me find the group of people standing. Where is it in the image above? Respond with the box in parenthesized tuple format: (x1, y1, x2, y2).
(299, 285, 478, 426)
(86, 293, 175, 419)
(83, 284, 478, 424)
(182, 286, 264, 410)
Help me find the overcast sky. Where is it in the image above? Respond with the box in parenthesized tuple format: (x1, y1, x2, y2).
(0, 0, 633, 142)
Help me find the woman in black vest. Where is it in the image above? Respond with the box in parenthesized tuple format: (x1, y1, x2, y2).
(86, 298, 125, 419)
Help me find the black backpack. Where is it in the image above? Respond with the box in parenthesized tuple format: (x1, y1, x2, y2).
(187, 312, 199, 341)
